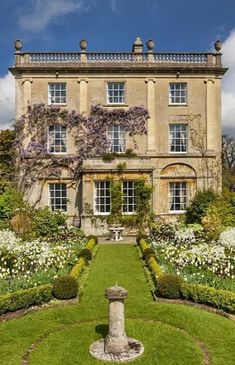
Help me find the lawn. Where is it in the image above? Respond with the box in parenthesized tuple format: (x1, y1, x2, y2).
(0, 244, 234, 365)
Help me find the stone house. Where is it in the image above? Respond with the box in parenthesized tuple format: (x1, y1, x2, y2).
(10, 38, 227, 234)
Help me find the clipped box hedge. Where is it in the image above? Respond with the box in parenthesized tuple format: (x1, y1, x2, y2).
(0, 284, 52, 315)
(181, 283, 235, 314)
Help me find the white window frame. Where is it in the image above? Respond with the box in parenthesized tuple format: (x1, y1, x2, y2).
(94, 181, 111, 215)
(48, 83, 67, 105)
(107, 125, 126, 153)
(107, 82, 125, 104)
(169, 182, 187, 213)
(169, 124, 187, 153)
(48, 125, 67, 154)
(169, 83, 187, 105)
(122, 181, 137, 214)
(49, 183, 67, 212)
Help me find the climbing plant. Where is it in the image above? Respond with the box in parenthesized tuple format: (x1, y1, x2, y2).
(15, 103, 149, 196)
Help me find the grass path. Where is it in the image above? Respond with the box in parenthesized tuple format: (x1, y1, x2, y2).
(0, 244, 234, 365)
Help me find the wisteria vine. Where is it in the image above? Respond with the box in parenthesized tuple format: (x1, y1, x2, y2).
(15, 103, 149, 194)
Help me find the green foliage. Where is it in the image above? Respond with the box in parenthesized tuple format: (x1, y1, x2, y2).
(147, 256, 163, 279)
(0, 129, 15, 181)
(116, 162, 127, 173)
(107, 180, 123, 225)
(79, 248, 92, 261)
(139, 238, 149, 252)
(186, 190, 217, 224)
(156, 274, 183, 299)
(136, 234, 147, 245)
(181, 283, 235, 313)
(86, 235, 98, 246)
(142, 247, 156, 260)
(0, 284, 52, 315)
(0, 187, 26, 220)
(52, 275, 78, 300)
(135, 179, 154, 229)
(32, 207, 67, 237)
(70, 256, 87, 281)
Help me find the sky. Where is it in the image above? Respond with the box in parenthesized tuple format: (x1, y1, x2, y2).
(0, 0, 235, 134)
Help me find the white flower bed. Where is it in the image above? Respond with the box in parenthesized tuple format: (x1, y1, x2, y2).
(0, 229, 85, 281)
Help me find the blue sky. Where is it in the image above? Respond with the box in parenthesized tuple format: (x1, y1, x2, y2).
(0, 0, 235, 133)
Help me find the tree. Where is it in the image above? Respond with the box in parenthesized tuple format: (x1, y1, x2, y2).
(0, 129, 15, 181)
(222, 134, 235, 189)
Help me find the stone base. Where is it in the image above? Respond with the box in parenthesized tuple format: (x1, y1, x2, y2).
(90, 337, 144, 362)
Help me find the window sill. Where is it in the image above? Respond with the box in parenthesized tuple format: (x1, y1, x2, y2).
(48, 152, 67, 155)
(169, 151, 187, 154)
(103, 104, 129, 107)
(169, 211, 186, 214)
(94, 213, 110, 216)
(168, 104, 188, 107)
(48, 103, 67, 107)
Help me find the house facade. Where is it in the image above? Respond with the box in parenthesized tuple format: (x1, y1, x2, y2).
(10, 38, 227, 234)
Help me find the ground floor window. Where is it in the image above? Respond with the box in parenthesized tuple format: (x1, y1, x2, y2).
(169, 182, 187, 212)
(49, 183, 67, 211)
(94, 181, 111, 213)
(122, 181, 136, 213)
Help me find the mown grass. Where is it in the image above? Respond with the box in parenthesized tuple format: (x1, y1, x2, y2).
(0, 244, 234, 365)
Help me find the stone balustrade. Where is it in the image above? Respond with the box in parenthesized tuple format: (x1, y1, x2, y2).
(15, 52, 222, 66)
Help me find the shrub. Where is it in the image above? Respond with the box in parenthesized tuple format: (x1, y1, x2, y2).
(186, 190, 217, 224)
(10, 212, 32, 236)
(139, 238, 149, 252)
(52, 275, 78, 300)
(0, 284, 52, 315)
(142, 247, 156, 260)
(79, 248, 92, 261)
(32, 207, 67, 237)
(181, 283, 235, 314)
(0, 187, 26, 221)
(86, 235, 98, 245)
(136, 234, 147, 245)
(147, 256, 163, 279)
(156, 274, 183, 299)
(70, 256, 87, 281)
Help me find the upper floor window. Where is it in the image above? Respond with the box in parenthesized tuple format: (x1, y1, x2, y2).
(94, 181, 111, 214)
(107, 125, 126, 153)
(122, 181, 136, 213)
(48, 83, 66, 104)
(169, 124, 187, 153)
(107, 82, 125, 104)
(169, 182, 187, 212)
(169, 83, 187, 105)
(49, 183, 67, 211)
(48, 125, 67, 153)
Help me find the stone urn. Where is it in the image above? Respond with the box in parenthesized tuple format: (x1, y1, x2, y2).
(14, 39, 23, 51)
(79, 39, 87, 51)
(147, 39, 155, 51)
(214, 40, 222, 52)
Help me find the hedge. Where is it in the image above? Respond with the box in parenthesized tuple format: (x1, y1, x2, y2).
(181, 283, 235, 314)
(0, 235, 98, 316)
(147, 256, 163, 279)
(139, 238, 149, 252)
(70, 236, 98, 281)
(0, 284, 52, 315)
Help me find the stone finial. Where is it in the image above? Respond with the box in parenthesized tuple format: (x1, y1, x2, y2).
(214, 40, 222, 52)
(132, 37, 143, 53)
(105, 286, 128, 300)
(147, 39, 155, 52)
(14, 39, 23, 51)
(79, 39, 87, 51)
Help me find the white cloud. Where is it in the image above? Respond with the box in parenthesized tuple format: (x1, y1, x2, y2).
(0, 72, 15, 130)
(18, 0, 88, 32)
(222, 29, 235, 131)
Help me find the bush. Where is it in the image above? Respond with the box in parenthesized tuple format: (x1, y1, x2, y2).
(0, 284, 52, 315)
(156, 274, 183, 299)
(0, 187, 26, 221)
(147, 256, 163, 279)
(186, 190, 217, 224)
(142, 247, 156, 260)
(136, 234, 147, 245)
(79, 248, 92, 261)
(52, 275, 78, 300)
(139, 238, 149, 252)
(181, 283, 235, 314)
(32, 207, 67, 237)
(70, 256, 87, 281)
(86, 236, 98, 250)
(86, 235, 98, 245)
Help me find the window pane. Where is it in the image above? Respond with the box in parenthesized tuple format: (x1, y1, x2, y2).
(107, 125, 126, 153)
(48, 83, 67, 104)
(95, 181, 111, 213)
(49, 183, 67, 211)
(169, 124, 187, 153)
(122, 181, 136, 213)
(107, 82, 125, 104)
(169, 182, 187, 212)
(48, 125, 67, 153)
(169, 83, 187, 104)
